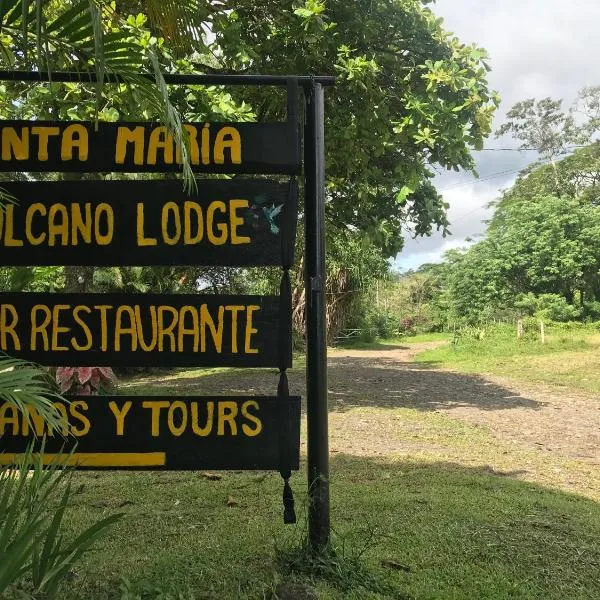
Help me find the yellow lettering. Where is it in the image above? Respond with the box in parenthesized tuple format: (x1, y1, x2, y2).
(167, 401, 187, 436)
(217, 401, 238, 436)
(71, 203, 92, 244)
(71, 305, 93, 351)
(135, 305, 158, 351)
(109, 400, 132, 436)
(184, 201, 203, 244)
(201, 123, 210, 165)
(241, 400, 262, 437)
(61, 124, 88, 161)
(115, 306, 138, 351)
(178, 306, 199, 352)
(185, 124, 200, 165)
(30, 305, 51, 351)
(136, 203, 158, 246)
(0, 304, 20, 351)
(48, 204, 69, 246)
(230, 199, 250, 244)
(157, 306, 178, 351)
(22, 406, 46, 437)
(0, 403, 19, 435)
(115, 126, 145, 165)
(225, 305, 244, 354)
(162, 202, 181, 245)
(51, 304, 70, 351)
(191, 401, 214, 436)
(206, 201, 227, 245)
(70, 400, 91, 437)
(51, 402, 70, 436)
(245, 305, 260, 354)
(25, 203, 47, 245)
(95, 203, 114, 245)
(200, 305, 224, 353)
(147, 126, 173, 165)
(31, 126, 60, 161)
(1, 126, 29, 160)
(94, 305, 113, 352)
(143, 400, 170, 436)
(4, 205, 23, 247)
(214, 126, 241, 164)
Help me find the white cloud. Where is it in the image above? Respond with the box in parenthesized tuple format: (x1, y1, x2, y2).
(396, 0, 600, 269)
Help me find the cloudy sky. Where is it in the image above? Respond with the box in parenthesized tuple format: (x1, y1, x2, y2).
(395, 0, 600, 271)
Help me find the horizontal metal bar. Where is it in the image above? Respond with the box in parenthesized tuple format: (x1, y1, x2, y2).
(0, 70, 335, 87)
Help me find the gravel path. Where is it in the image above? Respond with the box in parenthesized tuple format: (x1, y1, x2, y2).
(126, 342, 600, 495)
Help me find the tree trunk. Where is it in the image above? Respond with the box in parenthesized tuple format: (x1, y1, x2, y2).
(61, 173, 98, 293)
(64, 266, 95, 293)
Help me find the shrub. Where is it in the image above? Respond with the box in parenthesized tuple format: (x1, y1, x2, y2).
(535, 294, 581, 322)
(356, 309, 399, 341)
(582, 301, 600, 321)
(515, 293, 580, 322)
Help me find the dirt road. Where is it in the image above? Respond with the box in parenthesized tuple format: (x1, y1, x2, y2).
(126, 342, 600, 498)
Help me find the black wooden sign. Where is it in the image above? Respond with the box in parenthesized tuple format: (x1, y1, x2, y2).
(0, 180, 297, 266)
(0, 396, 301, 470)
(0, 120, 300, 174)
(0, 292, 290, 368)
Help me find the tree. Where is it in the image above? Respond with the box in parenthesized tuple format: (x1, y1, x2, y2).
(439, 187, 600, 323)
(496, 86, 600, 165)
(0, 1, 499, 337)
(212, 0, 499, 256)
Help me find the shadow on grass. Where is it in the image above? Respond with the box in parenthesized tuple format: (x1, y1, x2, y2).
(61, 455, 600, 600)
(122, 355, 541, 413)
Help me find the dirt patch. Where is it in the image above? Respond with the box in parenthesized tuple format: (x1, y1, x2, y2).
(124, 342, 599, 496)
(328, 344, 599, 465)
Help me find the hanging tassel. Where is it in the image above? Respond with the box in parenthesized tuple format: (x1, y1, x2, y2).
(282, 474, 296, 524)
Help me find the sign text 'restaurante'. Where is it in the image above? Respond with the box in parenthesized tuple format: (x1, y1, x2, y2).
(0, 293, 289, 368)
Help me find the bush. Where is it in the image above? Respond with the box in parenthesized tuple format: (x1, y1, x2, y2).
(0, 357, 121, 598)
(582, 301, 600, 321)
(355, 308, 399, 341)
(516, 293, 580, 322)
(535, 294, 581, 322)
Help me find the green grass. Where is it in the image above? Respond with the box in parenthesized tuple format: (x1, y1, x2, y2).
(50, 456, 600, 599)
(12, 327, 599, 599)
(335, 332, 448, 350)
(414, 326, 600, 393)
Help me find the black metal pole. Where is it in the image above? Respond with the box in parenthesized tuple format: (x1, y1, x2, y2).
(0, 70, 335, 88)
(304, 82, 330, 551)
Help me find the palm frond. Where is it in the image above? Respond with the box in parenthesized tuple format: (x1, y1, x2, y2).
(1, 0, 203, 191)
(0, 356, 66, 436)
(146, 0, 210, 56)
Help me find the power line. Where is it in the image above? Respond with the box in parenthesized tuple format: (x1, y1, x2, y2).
(439, 158, 555, 192)
(479, 144, 588, 152)
(440, 168, 521, 191)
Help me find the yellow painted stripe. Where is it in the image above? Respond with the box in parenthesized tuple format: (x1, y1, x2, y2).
(0, 452, 166, 467)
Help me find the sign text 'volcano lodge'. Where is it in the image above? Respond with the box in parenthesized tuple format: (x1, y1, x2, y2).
(0, 180, 297, 266)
